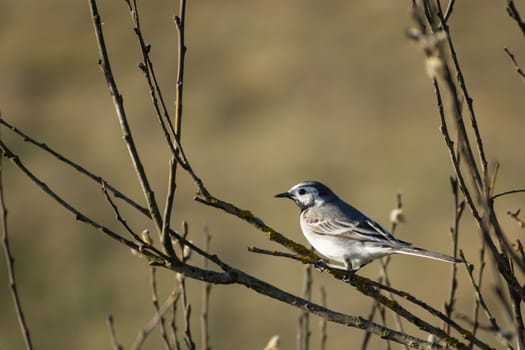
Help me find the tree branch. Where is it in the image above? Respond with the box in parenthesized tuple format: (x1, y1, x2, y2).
(506, 0, 525, 38)
(88, 0, 164, 241)
(0, 117, 149, 217)
(0, 130, 34, 350)
(504, 47, 525, 83)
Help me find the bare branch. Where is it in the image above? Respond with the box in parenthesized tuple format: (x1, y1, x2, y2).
(88, 0, 164, 239)
(0, 139, 164, 261)
(492, 188, 525, 200)
(444, 177, 465, 335)
(131, 291, 180, 350)
(250, 246, 488, 349)
(200, 227, 212, 350)
(195, 195, 316, 257)
(443, 0, 456, 22)
(435, 2, 489, 184)
(319, 287, 328, 350)
(297, 264, 312, 350)
(459, 251, 502, 338)
(363, 193, 407, 350)
(161, 158, 178, 258)
(173, 0, 187, 141)
(101, 180, 144, 243)
(504, 47, 525, 83)
(0, 130, 33, 350)
(506, 0, 525, 38)
(0, 117, 149, 217)
(150, 268, 173, 350)
(107, 315, 123, 350)
(177, 222, 196, 350)
(124, 0, 177, 150)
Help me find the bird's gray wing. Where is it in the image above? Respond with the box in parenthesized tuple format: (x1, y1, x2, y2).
(305, 214, 407, 246)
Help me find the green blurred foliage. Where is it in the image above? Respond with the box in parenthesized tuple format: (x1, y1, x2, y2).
(1, 1, 524, 349)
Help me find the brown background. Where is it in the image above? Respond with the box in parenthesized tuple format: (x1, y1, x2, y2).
(1, 1, 524, 349)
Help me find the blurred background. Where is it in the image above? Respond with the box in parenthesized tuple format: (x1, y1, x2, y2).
(1, 1, 525, 349)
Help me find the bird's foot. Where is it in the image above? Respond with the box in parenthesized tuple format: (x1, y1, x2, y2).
(342, 269, 356, 282)
(313, 259, 329, 272)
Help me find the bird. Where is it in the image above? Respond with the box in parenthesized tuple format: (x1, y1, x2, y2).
(275, 181, 461, 272)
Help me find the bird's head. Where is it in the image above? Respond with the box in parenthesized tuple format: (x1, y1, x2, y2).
(275, 181, 337, 210)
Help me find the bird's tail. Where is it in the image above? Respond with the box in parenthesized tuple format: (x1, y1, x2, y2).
(395, 246, 462, 264)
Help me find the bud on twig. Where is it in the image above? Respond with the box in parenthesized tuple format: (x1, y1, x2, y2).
(389, 208, 405, 225)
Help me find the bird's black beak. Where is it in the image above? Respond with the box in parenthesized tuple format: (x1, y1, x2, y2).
(275, 191, 292, 199)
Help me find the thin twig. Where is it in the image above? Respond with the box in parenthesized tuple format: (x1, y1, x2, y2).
(444, 177, 465, 335)
(249, 246, 306, 260)
(492, 188, 525, 200)
(170, 290, 181, 350)
(459, 251, 503, 341)
(201, 226, 212, 350)
(297, 264, 312, 350)
(455, 313, 513, 341)
(151, 267, 173, 350)
(124, 0, 177, 152)
(504, 47, 525, 83)
(470, 245, 486, 347)
(106, 0, 208, 206)
(4, 93, 204, 261)
(196, 195, 316, 257)
(107, 315, 123, 350)
(319, 286, 328, 350)
(101, 180, 144, 243)
(435, 2, 488, 187)
(177, 222, 196, 350)
(181, 285, 194, 350)
(509, 289, 525, 349)
(362, 193, 406, 350)
(492, 270, 523, 349)
(124, 0, 186, 259)
(0, 117, 149, 217)
(131, 290, 180, 350)
(383, 194, 406, 345)
(173, 0, 187, 141)
(425, 55, 525, 292)
(430, 76, 481, 224)
(161, 157, 178, 257)
(506, 0, 525, 38)
(169, 228, 229, 271)
(0, 139, 164, 261)
(0, 131, 34, 350)
(361, 301, 379, 350)
(443, 0, 456, 22)
(89, 0, 164, 238)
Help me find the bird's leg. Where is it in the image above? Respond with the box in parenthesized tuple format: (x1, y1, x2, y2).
(342, 259, 358, 281)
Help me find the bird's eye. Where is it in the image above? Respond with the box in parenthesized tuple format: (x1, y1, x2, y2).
(298, 189, 306, 195)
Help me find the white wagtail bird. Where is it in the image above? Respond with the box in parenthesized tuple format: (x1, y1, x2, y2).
(275, 181, 460, 272)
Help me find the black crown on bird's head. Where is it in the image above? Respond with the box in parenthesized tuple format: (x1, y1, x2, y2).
(275, 181, 338, 210)
(296, 181, 335, 196)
